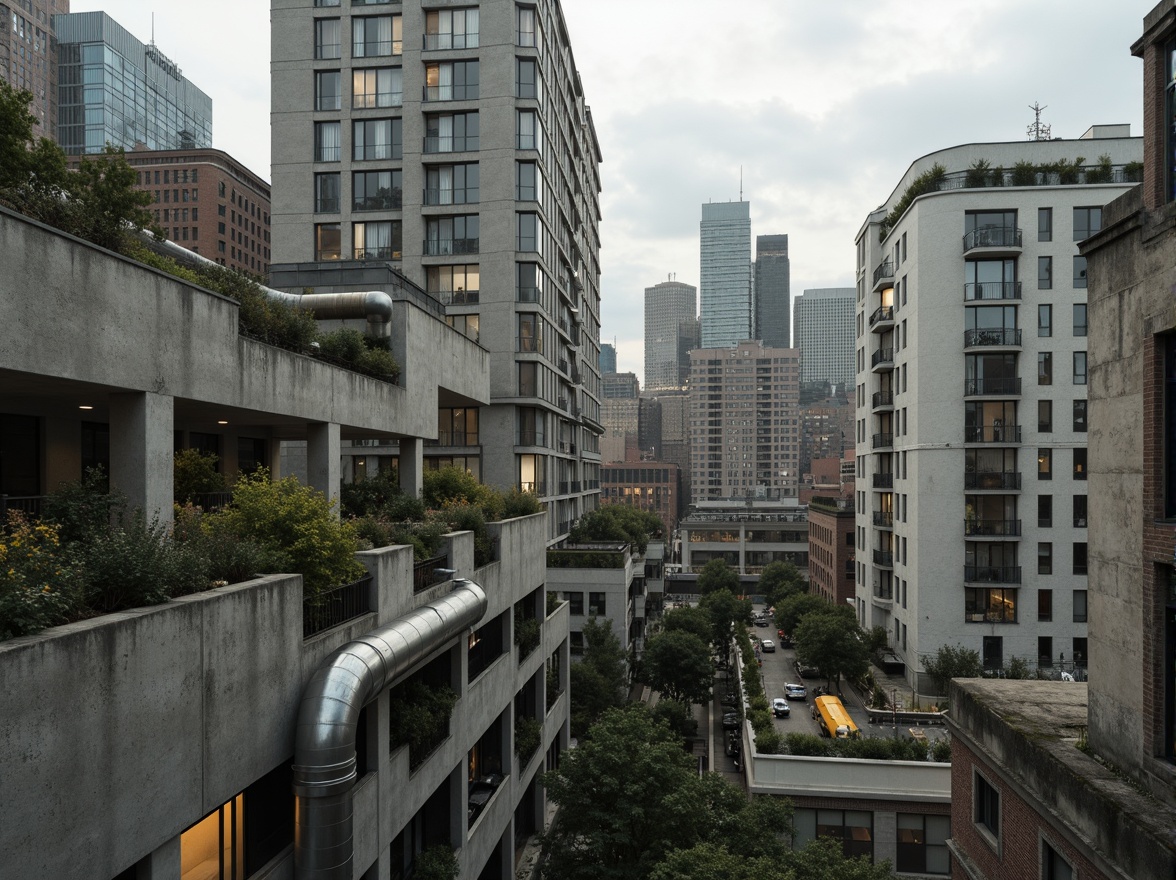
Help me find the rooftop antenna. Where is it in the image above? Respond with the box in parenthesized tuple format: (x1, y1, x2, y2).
(739, 166, 743, 202)
(1027, 103, 1051, 141)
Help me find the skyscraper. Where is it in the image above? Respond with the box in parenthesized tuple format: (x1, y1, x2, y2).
(699, 201, 751, 347)
(794, 287, 855, 390)
(643, 279, 696, 392)
(599, 342, 617, 374)
(2, 0, 66, 140)
(54, 12, 212, 155)
(270, 0, 604, 542)
(754, 234, 790, 348)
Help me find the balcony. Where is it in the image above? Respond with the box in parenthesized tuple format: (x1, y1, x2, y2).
(964, 471, 1022, 490)
(872, 472, 894, 489)
(423, 188, 478, 206)
(870, 305, 895, 332)
(963, 328, 1022, 349)
(557, 357, 569, 375)
(439, 288, 479, 305)
(872, 432, 893, 450)
(423, 135, 479, 154)
(872, 260, 894, 290)
(871, 348, 894, 372)
(354, 246, 401, 261)
(964, 424, 1022, 444)
(871, 390, 894, 410)
(516, 336, 542, 354)
(962, 226, 1023, 254)
(964, 281, 1022, 302)
(873, 550, 894, 568)
(965, 377, 1021, 397)
(964, 565, 1022, 585)
(872, 511, 894, 528)
(964, 519, 1022, 537)
(423, 238, 479, 256)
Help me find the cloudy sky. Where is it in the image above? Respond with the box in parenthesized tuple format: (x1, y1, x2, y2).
(77, 0, 1150, 382)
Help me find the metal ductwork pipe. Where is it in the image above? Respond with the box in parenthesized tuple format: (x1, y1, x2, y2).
(136, 231, 394, 338)
(292, 579, 488, 880)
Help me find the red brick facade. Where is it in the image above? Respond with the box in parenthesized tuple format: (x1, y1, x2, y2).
(807, 499, 855, 606)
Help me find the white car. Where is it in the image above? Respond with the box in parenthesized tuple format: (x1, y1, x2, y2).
(761, 639, 776, 653)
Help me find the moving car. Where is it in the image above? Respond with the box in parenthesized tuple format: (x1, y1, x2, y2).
(771, 697, 791, 718)
(761, 639, 776, 652)
(784, 682, 808, 701)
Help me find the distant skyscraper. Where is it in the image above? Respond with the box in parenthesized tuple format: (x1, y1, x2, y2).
(3, 0, 66, 140)
(602, 372, 639, 400)
(600, 343, 617, 374)
(54, 12, 212, 155)
(644, 280, 697, 392)
(754, 234, 791, 348)
(700, 201, 751, 347)
(794, 288, 855, 389)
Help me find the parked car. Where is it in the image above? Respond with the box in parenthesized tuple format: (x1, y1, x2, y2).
(772, 697, 791, 718)
(720, 692, 739, 710)
(761, 639, 776, 653)
(784, 682, 808, 701)
(722, 712, 741, 730)
(725, 731, 741, 756)
(795, 660, 819, 678)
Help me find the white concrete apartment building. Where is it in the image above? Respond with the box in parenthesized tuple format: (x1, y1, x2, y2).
(853, 128, 1141, 691)
(270, 0, 604, 542)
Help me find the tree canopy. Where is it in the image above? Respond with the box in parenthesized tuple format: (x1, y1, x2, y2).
(661, 605, 713, 646)
(697, 558, 740, 596)
(757, 561, 807, 608)
(922, 643, 983, 696)
(699, 588, 752, 658)
(569, 504, 663, 555)
(569, 617, 627, 737)
(774, 592, 831, 636)
(640, 629, 713, 705)
(793, 606, 869, 690)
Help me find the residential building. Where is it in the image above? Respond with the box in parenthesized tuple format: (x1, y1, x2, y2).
(644, 278, 697, 392)
(794, 287, 855, 389)
(600, 461, 681, 534)
(637, 396, 662, 460)
(600, 395, 638, 464)
(679, 500, 808, 576)
(754, 234, 790, 348)
(599, 341, 616, 374)
(1, 0, 66, 139)
(550, 541, 648, 661)
(120, 147, 272, 276)
(652, 388, 692, 509)
(0, 205, 571, 880)
(689, 339, 800, 502)
(854, 129, 1141, 690)
(800, 394, 854, 476)
(54, 11, 212, 155)
(270, 0, 604, 543)
(699, 201, 751, 347)
(807, 496, 855, 606)
(602, 371, 639, 400)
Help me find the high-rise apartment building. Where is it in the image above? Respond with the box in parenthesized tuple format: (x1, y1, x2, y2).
(644, 279, 697, 392)
(270, 0, 604, 542)
(854, 130, 1141, 690)
(689, 339, 800, 501)
(1, 0, 66, 139)
(54, 12, 212, 156)
(599, 341, 616, 374)
(794, 287, 855, 390)
(754, 234, 790, 348)
(699, 201, 751, 347)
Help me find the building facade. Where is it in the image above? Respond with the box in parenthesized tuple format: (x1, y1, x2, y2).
(689, 339, 800, 502)
(599, 461, 681, 534)
(854, 132, 1141, 690)
(270, 0, 604, 543)
(1, 0, 66, 139)
(644, 279, 697, 392)
(599, 341, 616, 374)
(550, 541, 648, 661)
(699, 201, 751, 347)
(679, 501, 809, 576)
(800, 395, 854, 477)
(794, 287, 855, 389)
(754, 233, 790, 348)
(54, 11, 212, 155)
(807, 496, 855, 606)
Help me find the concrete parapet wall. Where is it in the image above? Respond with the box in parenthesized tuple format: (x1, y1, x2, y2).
(748, 752, 951, 802)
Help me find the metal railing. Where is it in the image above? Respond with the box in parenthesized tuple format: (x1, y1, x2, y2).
(423, 238, 479, 256)
(965, 519, 1021, 537)
(872, 473, 893, 489)
(964, 424, 1022, 443)
(963, 226, 1022, 252)
(0, 494, 46, 519)
(439, 288, 479, 305)
(872, 260, 894, 286)
(872, 390, 893, 408)
(964, 281, 1021, 301)
(871, 348, 894, 368)
(964, 472, 1022, 490)
(964, 565, 1022, 584)
(423, 135, 479, 153)
(873, 550, 894, 567)
(872, 433, 893, 449)
(870, 305, 895, 327)
(413, 555, 452, 594)
(872, 511, 894, 527)
(303, 573, 374, 638)
(965, 377, 1021, 396)
(964, 328, 1022, 347)
(423, 187, 478, 206)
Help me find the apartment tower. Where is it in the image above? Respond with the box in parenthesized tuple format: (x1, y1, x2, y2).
(643, 279, 697, 392)
(794, 287, 855, 391)
(754, 233, 790, 348)
(2, 0, 66, 139)
(699, 201, 751, 347)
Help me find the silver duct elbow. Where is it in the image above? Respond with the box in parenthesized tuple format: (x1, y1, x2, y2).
(292, 579, 488, 880)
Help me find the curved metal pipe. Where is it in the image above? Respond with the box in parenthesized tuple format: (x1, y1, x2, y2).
(137, 232, 393, 338)
(292, 579, 488, 880)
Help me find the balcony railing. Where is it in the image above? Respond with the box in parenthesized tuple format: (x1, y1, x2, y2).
(962, 226, 1022, 252)
(423, 135, 479, 153)
(872, 432, 893, 449)
(870, 305, 895, 327)
(873, 550, 894, 567)
(423, 238, 479, 256)
(872, 511, 894, 527)
(413, 555, 452, 594)
(964, 565, 1022, 584)
(964, 281, 1022, 302)
(303, 573, 374, 637)
(872, 390, 894, 408)
(964, 328, 1022, 348)
(423, 188, 478, 206)
(964, 519, 1022, 537)
(0, 494, 46, 518)
(964, 424, 1022, 443)
(520, 481, 546, 495)
(964, 471, 1022, 490)
(872, 473, 893, 489)
(516, 335, 542, 353)
(871, 348, 894, 368)
(872, 260, 894, 286)
(965, 377, 1021, 396)
(354, 246, 401, 261)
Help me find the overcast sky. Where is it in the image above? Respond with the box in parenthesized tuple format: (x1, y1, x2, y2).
(76, 0, 1150, 382)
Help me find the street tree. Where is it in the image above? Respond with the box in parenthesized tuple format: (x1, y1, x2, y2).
(793, 606, 869, 690)
(569, 617, 627, 737)
(641, 629, 714, 705)
(699, 588, 752, 658)
(922, 644, 983, 697)
(697, 558, 740, 597)
(662, 604, 713, 646)
(757, 561, 806, 608)
(775, 591, 830, 636)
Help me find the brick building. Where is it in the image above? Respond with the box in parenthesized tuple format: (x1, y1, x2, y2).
(599, 461, 681, 534)
(0, 0, 66, 139)
(807, 496, 855, 606)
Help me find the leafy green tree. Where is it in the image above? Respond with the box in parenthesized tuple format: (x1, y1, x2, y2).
(662, 605, 713, 645)
(648, 845, 773, 880)
(423, 464, 503, 520)
(697, 558, 739, 597)
(569, 617, 627, 737)
(173, 449, 225, 503)
(922, 644, 983, 696)
(650, 699, 697, 740)
(757, 561, 806, 608)
(789, 837, 896, 880)
(793, 606, 869, 690)
(699, 588, 751, 657)
(570, 504, 663, 554)
(72, 145, 155, 251)
(775, 592, 830, 636)
(641, 630, 713, 706)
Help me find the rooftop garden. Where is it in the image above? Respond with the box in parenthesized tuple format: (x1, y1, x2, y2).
(547, 505, 664, 568)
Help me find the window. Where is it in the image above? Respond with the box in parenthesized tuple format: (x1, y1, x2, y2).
(425, 163, 479, 205)
(353, 118, 401, 160)
(314, 172, 340, 213)
(1073, 255, 1088, 289)
(352, 67, 402, 108)
(1038, 542, 1053, 575)
(1038, 352, 1052, 385)
(896, 813, 951, 875)
(517, 212, 540, 252)
(517, 5, 538, 47)
(438, 407, 478, 446)
(1038, 207, 1052, 242)
(1073, 206, 1102, 241)
(425, 215, 479, 256)
(315, 223, 340, 260)
(966, 587, 1017, 622)
(1073, 447, 1087, 480)
(1038, 589, 1053, 622)
(516, 58, 539, 99)
(1073, 303, 1087, 337)
(1038, 400, 1053, 432)
(973, 772, 1000, 843)
(516, 406, 544, 445)
(1073, 352, 1087, 385)
(1073, 544, 1088, 578)
(425, 112, 479, 152)
(1038, 449, 1052, 479)
(1073, 399, 1087, 432)
(1073, 494, 1087, 528)
(424, 8, 479, 50)
(315, 70, 341, 110)
(588, 592, 606, 616)
(809, 810, 873, 860)
(517, 109, 539, 150)
(1038, 304, 1052, 337)
(1038, 494, 1052, 528)
(425, 61, 479, 101)
(314, 121, 341, 162)
(428, 264, 480, 301)
(516, 161, 540, 201)
(564, 592, 583, 615)
(353, 15, 401, 57)
(180, 794, 245, 878)
(352, 220, 401, 260)
(314, 18, 341, 59)
(1043, 840, 1075, 880)
(314, 0, 340, 6)
(352, 170, 401, 211)
(1038, 255, 1052, 290)
(518, 362, 537, 397)
(1166, 339, 1176, 518)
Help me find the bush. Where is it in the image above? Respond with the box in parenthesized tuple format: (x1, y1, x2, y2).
(173, 449, 225, 503)
(514, 611, 541, 658)
(1010, 160, 1038, 187)
(42, 466, 121, 546)
(413, 845, 459, 880)
(174, 505, 289, 585)
(881, 162, 946, 237)
(424, 465, 503, 520)
(0, 513, 81, 639)
(515, 714, 542, 762)
(965, 158, 991, 188)
(931, 737, 952, 763)
(502, 487, 543, 518)
(390, 680, 458, 766)
(754, 729, 785, 755)
(1123, 160, 1143, 182)
(651, 699, 697, 740)
(432, 501, 492, 567)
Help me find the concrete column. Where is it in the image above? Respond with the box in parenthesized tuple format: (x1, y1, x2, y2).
(398, 436, 423, 499)
(135, 836, 180, 879)
(109, 391, 174, 526)
(306, 422, 341, 515)
(266, 437, 283, 480)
